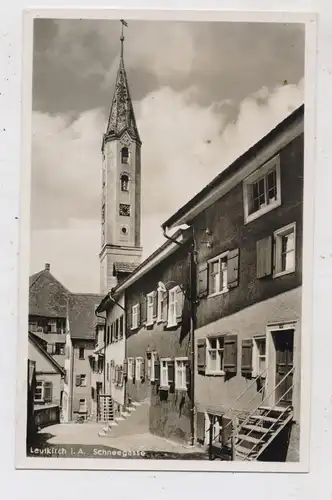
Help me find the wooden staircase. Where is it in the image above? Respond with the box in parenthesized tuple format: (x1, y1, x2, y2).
(97, 394, 114, 423)
(234, 405, 293, 461)
(207, 366, 295, 462)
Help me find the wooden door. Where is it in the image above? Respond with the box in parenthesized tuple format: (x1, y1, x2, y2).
(275, 330, 294, 405)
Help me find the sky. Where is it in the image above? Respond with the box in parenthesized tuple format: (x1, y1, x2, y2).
(30, 19, 305, 293)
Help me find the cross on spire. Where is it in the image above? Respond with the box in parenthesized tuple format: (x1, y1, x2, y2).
(120, 19, 128, 59)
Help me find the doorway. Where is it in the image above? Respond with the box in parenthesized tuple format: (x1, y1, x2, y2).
(273, 329, 294, 406)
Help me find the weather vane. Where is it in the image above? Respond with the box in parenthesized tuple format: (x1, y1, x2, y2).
(120, 19, 128, 58)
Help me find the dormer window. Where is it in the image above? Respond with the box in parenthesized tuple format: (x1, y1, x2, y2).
(121, 147, 129, 164)
(120, 173, 129, 192)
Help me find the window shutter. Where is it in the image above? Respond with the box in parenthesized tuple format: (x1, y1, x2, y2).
(154, 360, 160, 386)
(168, 361, 175, 393)
(176, 287, 184, 323)
(123, 359, 128, 379)
(224, 334, 238, 374)
(46, 343, 53, 354)
(197, 262, 208, 298)
(152, 291, 157, 318)
(44, 381, 53, 403)
(161, 291, 168, 322)
(227, 248, 240, 288)
(256, 236, 272, 278)
(75, 375, 81, 387)
(185, 361, 190, 389)
(241, 338, 253, 377)
(133, 359, 136, 382)
(196, 412, 206, 444)
(127, 310, 132, 330)
(119, 366, 124, 387)
(141, 359, 145, 380)
(119, 315, 124, 339)
(197, 339, 206, 374)
(141, 298, 147, 325)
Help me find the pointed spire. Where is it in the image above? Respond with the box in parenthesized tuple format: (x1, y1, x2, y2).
(104, 20, 141, 146)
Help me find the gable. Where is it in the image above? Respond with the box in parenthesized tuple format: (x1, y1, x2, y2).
(29, 271, 68, 317)
(28, 338, 59, 374)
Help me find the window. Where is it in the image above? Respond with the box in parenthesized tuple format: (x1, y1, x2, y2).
(208, 414, 223, 444)
(253, 337, 267, 377)
(132, 304, 139, 330)
(79, 399, 86, 413)
(135, 357, 143, 381)
(34, 381, 44, 402)
(79, 347, 85, 360)
(121, 147, 129, 164)
(29, 321, 37, 332)
(160, 359, 169, 387)
(54, 343, 65, 355)
(146, 351, 157, 381)
(175, 358, 188, 390)
(120, 173, 129, 191)
(48, 320, 57, 333)
(243, 156, 281, 223)
(80, 374, 86, 387)
(106, 363, 110, 382)
(119, 315, 124, 339)
(167, 286, 183, 327)
(207, 336, 225, 374)
(114, 319, 119, 341)
(208, 253, 228, 296)
(273, 223, 296, 277)
(146, 292, 154, 325)
(119, 203, 131, 217)
(127, 358, 135, 380)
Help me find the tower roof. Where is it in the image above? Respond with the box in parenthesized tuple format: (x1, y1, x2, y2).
(104, 36, 141, 146)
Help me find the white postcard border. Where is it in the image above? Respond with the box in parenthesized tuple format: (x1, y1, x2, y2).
(16, 7, 317, 472)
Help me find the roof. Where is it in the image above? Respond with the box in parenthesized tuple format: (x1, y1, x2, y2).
(162, 104, 304, 230)
(29, 266, 69, 318)
(103, 53, 141, 146)
(28, 332, 65, 375)
(113, 262, 138, 275)
(68, 293, 105, 340)
(96, 228, 191, 313)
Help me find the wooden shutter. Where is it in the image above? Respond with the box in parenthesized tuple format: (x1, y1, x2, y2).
(127, 309, 132, 331)
(141, 359, 145, 380)
(176, 287, 184, 323)
(256, 236, 272, 278)
(119, 366, 124, 387)
(196, 412, 206, 444)
(44, 381, 53, 403)
(119, 315, 124, 339)
(227, 248, 240, 289)
(185, 360, 190, 389)
(197, 339, 206, 374)
(168, 361, 175, 393)
(75, 375, 81, 387)
(224, 334, 238, 374)
(46, 343, 53, 354)
(161, 291, 168, 322)
(241, 338, 253, 377)
(123, 359, 128, 379)
(152, 291, 157, 318)
(154, 360, 160, 386)
(197, 262, 208, 298)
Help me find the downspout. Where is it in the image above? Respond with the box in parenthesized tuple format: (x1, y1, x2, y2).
(162, 226, 197, 447)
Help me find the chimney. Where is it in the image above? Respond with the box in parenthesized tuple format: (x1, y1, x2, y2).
(45, 263, 50, 272)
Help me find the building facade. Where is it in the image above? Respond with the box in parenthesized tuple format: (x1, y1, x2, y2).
(162, 105, 304, 461)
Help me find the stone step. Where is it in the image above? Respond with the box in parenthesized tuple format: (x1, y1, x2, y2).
(121, 411, 130, 417)
(131, 401, 141, 407)
(115, 416, 125, 422)
(108, 421, 118, 428)
(127, 406, 136, 412)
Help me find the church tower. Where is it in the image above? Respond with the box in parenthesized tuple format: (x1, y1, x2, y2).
(100, 22, 143, 294)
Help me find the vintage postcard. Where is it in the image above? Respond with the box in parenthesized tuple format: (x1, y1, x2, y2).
(16, 9, 316, 472)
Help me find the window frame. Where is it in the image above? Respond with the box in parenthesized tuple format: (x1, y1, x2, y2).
(79, 398, 87, 413)
(252, 336, 267, 378)
(34, 380, 45, 403)
(127, 357, 135, 380)
(273, 222, 296, 278)
(146, 351, 157, 382)
(135, 357, 143, 381)
(80, 374, 87, 387)
(167, 286, 179, 327)
(208, 252, 229, 297)
(206, 336, 225, 376)
(243, 155, 281, 224)
(160, 358, 171, 388)
(48, 320, 57, 333)
(131, 304, 139, 330)
(79, 347, 85, 360)
(175, 357, 188, 390)
(146, 292, 155, 326)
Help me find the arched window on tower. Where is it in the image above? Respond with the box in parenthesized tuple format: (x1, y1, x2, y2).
(120, 173, 130, 192)
(121, 147, 129, 164)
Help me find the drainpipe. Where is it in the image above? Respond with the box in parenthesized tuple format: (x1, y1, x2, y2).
(95, 311, 107, 395)
(162, 226, 197, 447)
